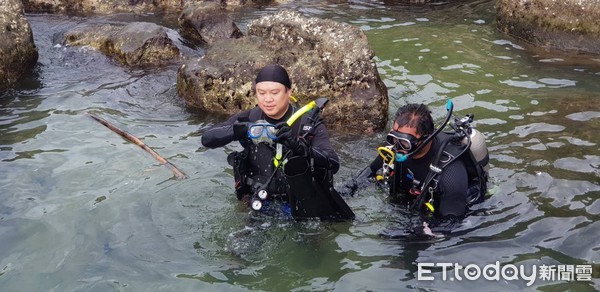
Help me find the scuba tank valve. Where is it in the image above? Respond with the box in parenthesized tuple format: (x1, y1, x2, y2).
(454, 113, 490, 175)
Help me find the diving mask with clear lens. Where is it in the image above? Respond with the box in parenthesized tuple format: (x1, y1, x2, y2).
(247, 120, 277, 144)
(386, 131, 427, 152)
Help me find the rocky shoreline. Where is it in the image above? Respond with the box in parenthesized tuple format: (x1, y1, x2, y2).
(2, 0, 599, 130)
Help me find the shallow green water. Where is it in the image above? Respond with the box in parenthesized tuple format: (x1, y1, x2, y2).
(1, 1, 598, 291)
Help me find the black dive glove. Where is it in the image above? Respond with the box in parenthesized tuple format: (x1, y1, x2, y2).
(275, 122, 307, 156)
(338, 166, 375, 197)
(337, 180, 358, 197)
(232, 122, 249, 141)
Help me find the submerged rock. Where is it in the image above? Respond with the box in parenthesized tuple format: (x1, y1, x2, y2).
(22, 0, 156, 14)
(0, 0, 39, 93)
(63, 22, 181, 67)
(178, 2, 244, 46)
(497, 0, 600, 56)
(177, 10, 388, 132)
(22, 0, 283, 14)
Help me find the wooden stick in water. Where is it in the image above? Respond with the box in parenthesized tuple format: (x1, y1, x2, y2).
(87, 112, 188, 180)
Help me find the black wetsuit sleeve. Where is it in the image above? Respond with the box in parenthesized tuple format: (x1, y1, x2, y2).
(336, 153, 381, 197)
(355, 155, 383, 180)
(438, 158, 468, 217)
(200, 111, 248, 149)
(309, 123, 340, 174)
(369, 155, 384, 176)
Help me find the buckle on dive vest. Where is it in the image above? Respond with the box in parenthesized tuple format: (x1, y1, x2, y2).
(429, 164, 442, 173)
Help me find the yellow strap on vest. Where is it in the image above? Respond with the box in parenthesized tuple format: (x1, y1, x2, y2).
(273, 100, 317, 167)
(274, 143, 283, 167)
(425, 201, 435, 212)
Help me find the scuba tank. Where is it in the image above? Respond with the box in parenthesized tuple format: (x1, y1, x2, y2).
(462, 127, 489, 174)
(454, 113, 489, 176)
(456, 114, 490, 206)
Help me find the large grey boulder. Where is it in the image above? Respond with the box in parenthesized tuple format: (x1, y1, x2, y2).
(177, 10, 388, 131)
(0, 0, 39, 93)
(63, 22, 181, 67)
(22, 0, 155, 14)
(177, 36, 282, 113)
(497, 0, 600, 55)
(22, 0, 282, 14)
(178, 2, 243, 46)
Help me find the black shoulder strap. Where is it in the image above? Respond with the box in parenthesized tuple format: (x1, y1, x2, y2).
(440, 131, 488, 197)
(411, 133, 468, 212)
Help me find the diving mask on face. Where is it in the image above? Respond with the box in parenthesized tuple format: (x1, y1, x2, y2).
(247, 120, 277, 145)
(386, 131, 427, 152)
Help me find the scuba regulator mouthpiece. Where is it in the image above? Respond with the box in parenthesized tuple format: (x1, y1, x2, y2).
(396, 154, 408, 162)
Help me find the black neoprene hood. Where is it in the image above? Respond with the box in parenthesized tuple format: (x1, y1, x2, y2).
(255, 64, 292, 89)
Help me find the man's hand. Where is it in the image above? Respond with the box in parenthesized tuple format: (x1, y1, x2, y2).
(337, 178, 358, 197)
(275, 122, 306, 156)
(337, 166, 375, 197)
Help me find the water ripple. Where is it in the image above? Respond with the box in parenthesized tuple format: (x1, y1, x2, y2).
(553, 156, 600, 176)
(509, 123, 566, 138)
(565, 111, 600, 121)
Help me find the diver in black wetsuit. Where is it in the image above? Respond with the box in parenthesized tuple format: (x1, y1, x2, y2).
(201, 64, 354, 221)
(342, 103, 488, 231)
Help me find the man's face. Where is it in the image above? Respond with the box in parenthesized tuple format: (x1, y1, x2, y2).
(255, 81, 290, 120)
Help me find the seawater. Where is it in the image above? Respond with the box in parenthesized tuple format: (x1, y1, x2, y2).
(0, 1, 598, 291)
